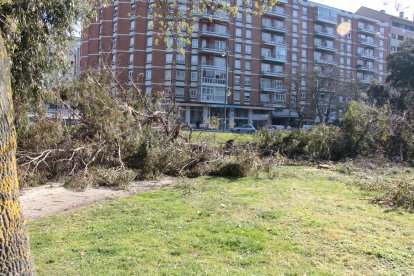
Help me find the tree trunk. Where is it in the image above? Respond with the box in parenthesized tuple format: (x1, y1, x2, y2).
(0, 36, 35, 275)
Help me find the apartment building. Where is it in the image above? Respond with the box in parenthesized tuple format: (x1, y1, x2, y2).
(81, 0, 396, 128)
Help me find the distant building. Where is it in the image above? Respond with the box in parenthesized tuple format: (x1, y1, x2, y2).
(61, 37, 82, 81)
(80, 1, 412, 128)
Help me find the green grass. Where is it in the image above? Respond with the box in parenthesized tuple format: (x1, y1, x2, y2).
(186, 131, 258, 145)
(29, 166, 414, 275)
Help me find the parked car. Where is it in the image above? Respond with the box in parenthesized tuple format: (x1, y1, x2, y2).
(264, 125, 285, 132)
(302, 124, 313, 130)
(230, 124, 257, 134)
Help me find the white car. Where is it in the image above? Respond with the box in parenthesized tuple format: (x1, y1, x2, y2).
(230, 124, 257, 134)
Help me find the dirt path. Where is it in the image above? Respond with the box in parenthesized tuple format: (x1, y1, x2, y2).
(20, 178, 176, 221)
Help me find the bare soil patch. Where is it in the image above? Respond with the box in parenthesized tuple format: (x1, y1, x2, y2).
(20, 178, 176, 221)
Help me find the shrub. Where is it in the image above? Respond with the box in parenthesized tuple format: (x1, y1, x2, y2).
(372, 179, 414, 211)
(90, 167, 136, 190)
(211, 162, 249, 178)
(64, 172, 90, 191)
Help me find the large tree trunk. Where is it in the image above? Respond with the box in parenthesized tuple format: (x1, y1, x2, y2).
(0, 36, 35, 275)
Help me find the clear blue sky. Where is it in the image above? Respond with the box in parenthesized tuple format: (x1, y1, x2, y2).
(311, 0, 414, 18)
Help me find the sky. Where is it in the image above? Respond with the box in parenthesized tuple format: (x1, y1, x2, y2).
(311, 0, 414, 18)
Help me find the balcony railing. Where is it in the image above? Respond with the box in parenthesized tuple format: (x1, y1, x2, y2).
(200, 12, 230, 22)
(358, 26, 377, 35)
(261, 101, 285, 108)
(357, 64, 376, 72)
(314, 28, 337, 38)
(262, 86, 286, 92)
(314, 57, 336, 65)
(264, 9, 289, 18)
(358, 38, 378, 47)
(200, 45, 227, 54)
(200, 63, 226, 69)
(358, 78, 373, 84)
(200, 27, 230, 38)
(262, 54, 287, 63)
(261, 70, 285, 77)
(314, 42, 336, 52)
(200, 94, 225, 103)
(262, 24, 287, 33)
(262, 39, 287, 46)
(358, 52, 376, 60)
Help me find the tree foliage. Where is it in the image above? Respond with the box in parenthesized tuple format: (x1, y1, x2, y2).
(386, 38, 414, 89)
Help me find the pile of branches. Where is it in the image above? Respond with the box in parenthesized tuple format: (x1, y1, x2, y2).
(16, 70, 262, 189)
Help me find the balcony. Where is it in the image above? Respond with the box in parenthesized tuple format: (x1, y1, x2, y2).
(314, 42, 336, 52)
(358, 52, 376, 60)
(262, 39, 287, 47)
(261, 101, 285, 108)
(358, 26, 377, 36)
(200, 27, 230, 39)
(262, 54, 287, 63)
(200, 12, 230, 23)
(262, 86, 286, 93)
(277, 0, 289, 3)
(262, 24, 287, 34)
(200, 45, 227, 55)
(314, 57, 337, 65)
(358, 78, 373, 84)
(200, 93, 225, 103)
(357, 64, 376, 73)
(264, 9, 289, 19)
(261, 70, 285, 78)
(314, 29, 337, 39)
(200, 63, 226, 70)
(358, 38, 378, 47)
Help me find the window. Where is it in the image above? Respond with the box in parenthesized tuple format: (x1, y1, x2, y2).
(130, 36, 134, 47)
(245, 45, 251, 54)
(146, 53, 152, 63)
(235, 59, 241, 69)
(165, 70, 171, 81)
(236, 13, 242, 22)
(302, 50, 306, 58)
(190, 88, 197, 98)
(191, 55, 198, 65)
(176, 70, 185, 80)
(292, 53, 297, 62)
(166, 54, 172, 63)
(246, 29, 251, 39)
(191, 72, 197, 81)
(177, 54, 185, 64)
(293, 24, 298, 32)
(293, 38, 298, 47)
(129, 53, 134, 64)
(235, 43, 242, 53)
(302, 7, 308, 16)
(235, 75, 241, 85)
(128, 70, 133, 80)
(147, 37, 152, 47)
(245, 61, 251, 70)
(192, 39, 198, 48)
(245, 76, 251, 86)
(130, 20, 135, 31)
(145, 70, 151, 80)
(293, 9, 298, 18)
(246, 15, 252, 23)
(236, 28, 242, 37)
(302, 21, 307, 30)
(176, 87, 184, 101)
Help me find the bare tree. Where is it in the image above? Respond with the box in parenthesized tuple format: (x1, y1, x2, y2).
(307, 65, 343, 124)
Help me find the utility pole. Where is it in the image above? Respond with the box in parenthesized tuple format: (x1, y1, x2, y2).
(222, 50, 230, 132)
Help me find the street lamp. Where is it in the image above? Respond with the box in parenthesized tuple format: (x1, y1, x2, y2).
(222, 49, 231, 132)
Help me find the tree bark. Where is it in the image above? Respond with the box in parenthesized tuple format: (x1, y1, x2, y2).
(0, 36, 35, 275)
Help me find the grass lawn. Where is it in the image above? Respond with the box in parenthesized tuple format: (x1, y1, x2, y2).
(186, 131, 258, 145)
(29, 166, 414, 275)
